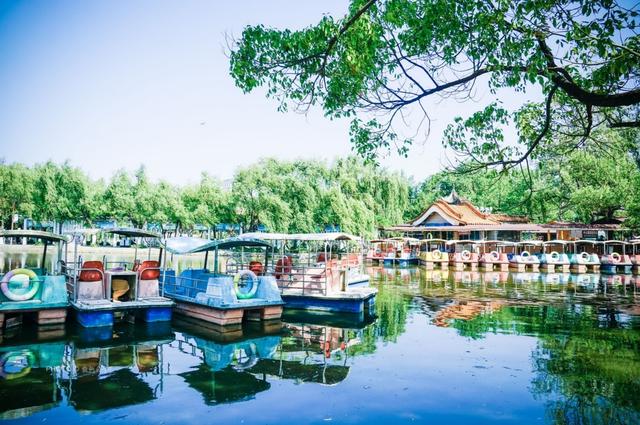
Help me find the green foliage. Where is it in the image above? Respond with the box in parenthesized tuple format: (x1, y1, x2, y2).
(31, 161, 90, 230)
(411, 130, 640, 224)
(0, 158, 410, 235)
(231, 157, 410, 236)
(1, 136, 639, 232)
(230, 0, 639, 166)
(0, 161, 34, 228)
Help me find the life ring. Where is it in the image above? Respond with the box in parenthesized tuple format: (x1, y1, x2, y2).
(549, 251, 560, 262)
(431, 249, 442, 260)
(490, 251, 500, 261)
(426, 233, 433, 239)
(0, 350, 36, 380)
(580, 251, 590, 261)
(461, 250, 471, 261)
(1, 269, 39, 301)
(234, 270, 259, 299)
(611, 252, 621, 263)
(520, 250, 530, 258)
(231, 343, 259, 371)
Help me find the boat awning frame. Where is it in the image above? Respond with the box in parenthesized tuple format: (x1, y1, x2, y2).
(239, 232, 362, 242)
(164, 236, 272, 255)
(0, 230, 70, 244)
(104, 227, 162, 239)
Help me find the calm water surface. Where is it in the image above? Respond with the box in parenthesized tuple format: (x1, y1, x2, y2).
(1, 260, 640, 424)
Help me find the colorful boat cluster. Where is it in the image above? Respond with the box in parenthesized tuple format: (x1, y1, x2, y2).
(366, 237, 640, 275)
(0, 230, 376, 334)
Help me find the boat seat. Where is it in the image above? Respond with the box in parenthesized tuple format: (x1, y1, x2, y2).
(79, 261, 104, 282)
(249, 261, 264, 275)
(137, 261, 160, 280)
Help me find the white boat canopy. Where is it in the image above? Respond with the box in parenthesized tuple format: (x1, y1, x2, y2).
(165, 236, 272, 255)
(543, 240, 573, 245)
(386, 236, 420, 243)
(478, 240, 517, 246)
(603, 240, 630, 245)
(573, 239, 604, 244)
(0, 229, 70, 244)
(517, 240, 545, 246)
(446, 239, 481, 245)
(240, 232, 362, 242)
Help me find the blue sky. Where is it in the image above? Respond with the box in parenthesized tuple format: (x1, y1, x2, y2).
(0, 0, 526, 184)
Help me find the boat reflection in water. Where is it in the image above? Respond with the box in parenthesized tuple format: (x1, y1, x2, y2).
(0, 326, 66, 420)
(0, 308, 379, 420)
(64, 322, 173, 413)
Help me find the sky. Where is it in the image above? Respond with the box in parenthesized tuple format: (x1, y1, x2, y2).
(0, 0, 530, 185)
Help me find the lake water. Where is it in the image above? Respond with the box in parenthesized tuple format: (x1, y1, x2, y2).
(1, 262, 640, 424)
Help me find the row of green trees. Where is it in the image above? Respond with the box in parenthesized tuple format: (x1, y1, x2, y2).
(2, 135, 640, 236)
(0, 157, 410, 237)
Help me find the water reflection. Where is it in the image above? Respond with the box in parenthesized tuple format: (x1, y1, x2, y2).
(0, 263, 639, 424)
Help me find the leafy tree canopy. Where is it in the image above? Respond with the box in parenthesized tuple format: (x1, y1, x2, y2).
(230, 0, 640, 168)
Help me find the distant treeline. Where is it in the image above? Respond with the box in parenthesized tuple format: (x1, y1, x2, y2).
(2, 133, 640, 237)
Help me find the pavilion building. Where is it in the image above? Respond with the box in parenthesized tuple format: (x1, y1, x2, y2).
(381, 191, 624, 241)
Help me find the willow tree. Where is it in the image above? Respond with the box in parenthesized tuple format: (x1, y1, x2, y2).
(230, 0, 639, 168)
(0, 161, 34, 229)
(31, 161, 90, 231)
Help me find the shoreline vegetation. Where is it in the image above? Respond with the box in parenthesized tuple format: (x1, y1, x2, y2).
(3, 142, 640, 239)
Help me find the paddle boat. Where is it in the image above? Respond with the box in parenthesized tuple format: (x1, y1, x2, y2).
(418, 239, 449, 270)
(160, 236, 284, 328)
(630, 240, 640, 274)
(447, 240, 480, 271)
(539, 240, 571, 273)
(66, 228, 173, 328)
(600, 240, 632, 274)
(365, 239, 391, 264)
(569, 240, 601, 273)
(381, 237, 420, 266)
(478, 240, 511, 271)
(0, 230, 69, 331)
(509, 241, 542, 272)
(239, 232, 376, 314)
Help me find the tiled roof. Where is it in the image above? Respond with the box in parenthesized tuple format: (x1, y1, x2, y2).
(431, 199, 498, 225)
(488, 214, 531, 224)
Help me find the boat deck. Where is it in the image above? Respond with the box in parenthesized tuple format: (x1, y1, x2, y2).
(70, 297, 174, 312)
(281, 287, 377, 314)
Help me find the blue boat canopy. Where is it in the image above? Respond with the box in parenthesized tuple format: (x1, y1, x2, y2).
(164, 236, 272, 254)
